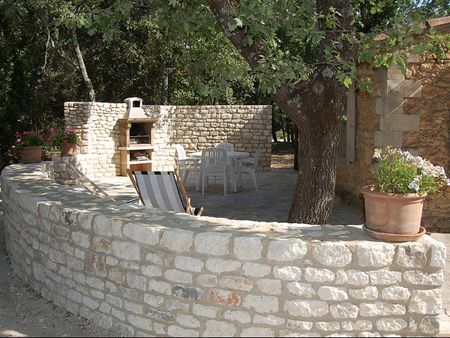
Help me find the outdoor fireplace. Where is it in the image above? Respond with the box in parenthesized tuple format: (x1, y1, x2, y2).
(119, 97, 158, 175)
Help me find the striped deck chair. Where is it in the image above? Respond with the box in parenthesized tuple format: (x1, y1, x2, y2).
(127, 169, 204, 216)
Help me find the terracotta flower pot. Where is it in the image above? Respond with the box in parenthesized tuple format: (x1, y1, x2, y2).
(361, 185, 426, 235)
(20, 146, 42, 163)
(61, 143, 77, 157)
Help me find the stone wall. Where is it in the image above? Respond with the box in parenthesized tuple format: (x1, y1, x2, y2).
(64, 103, 272, 177)
(1, 163, 446, 337)
(336, 55, 450, 231)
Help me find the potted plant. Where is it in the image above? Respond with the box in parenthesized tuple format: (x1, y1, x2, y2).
(51, 127, 80, 157)
(14, 130, 45, 163)
(362, 146, 449, 241)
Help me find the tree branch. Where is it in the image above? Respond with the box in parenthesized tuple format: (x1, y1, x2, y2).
(71, 28, 96, 102)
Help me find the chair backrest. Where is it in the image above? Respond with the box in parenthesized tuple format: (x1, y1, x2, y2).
(67, 164, 115, 201)
(174, 144, 187, 160)
(216, 142, 234, 152)
(129, 171, 185, 213)
(253, 145, 262, 168)
(201, 147, 227, 173)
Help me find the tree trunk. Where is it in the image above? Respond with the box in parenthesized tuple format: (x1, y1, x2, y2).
(293, 124, 299, 171)
(209, 0, 354, 224)
(71, 28, 95, 102)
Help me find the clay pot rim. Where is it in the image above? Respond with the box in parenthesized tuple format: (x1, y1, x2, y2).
(361, 185, 427, 200)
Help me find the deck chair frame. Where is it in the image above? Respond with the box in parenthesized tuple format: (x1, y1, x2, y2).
(127, 167, 203, 216)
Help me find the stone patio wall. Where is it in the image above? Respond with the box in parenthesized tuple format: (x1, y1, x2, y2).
(1, 163, 446, 337)
(64, 103, 272, 178)
(336, 55, 450, 231)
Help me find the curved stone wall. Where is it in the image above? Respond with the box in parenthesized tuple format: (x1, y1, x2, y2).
(1, 164, 446, 336)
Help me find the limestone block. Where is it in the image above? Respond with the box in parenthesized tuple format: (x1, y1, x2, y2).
(340, 320, 372, 331)
(223, 310, 251, 324)
(242, 262, 271, 278)
(164, 269, 193, 284)
(208, 289, 241, 307)
(143, 294, 164, 307)
(315, 321, 340, 331)
(205, 258, 241, 273)
(330, 303, 359, 319)
(360, 302, 406, 317)
(71, 231, 90, 248)
(357, 243, 395, 267)
(257, 279, 282, 295)
(142, 265, 162, 277)
(304, 268, 335, 283)
(124, 300, 143, 315)
(286, 282, 316, 298)
(368, 270, 402, 285)
(408, 289, 442, 314)
(86, 276, 104, 290)
(148, 279, 172, 295)
(174, 256, 204, 272)
(233, 236, 262, 260)
(105, 294, 122, 308)
(348, 286, 378, 302)
(312, 242, 352, 267)
(176, 314, 200, 328)
(128, 314, 153, 332)
(376, 318, 407, 332)
(126, 272, 147, 291)
(241, 327, 274, 337)
(122, 223, 160, 245)
(286, 319, 314, 330)
(318, 286, 348, 301)
(419, 316, 440, 335)
(111, 241, 140, 261)
(193, 304, 218, 318)
(428, 239, 447, 268)
(273, 265, 302, 281)
(82, 295, 99, 310)
(194, 232, 232, 256)
(243, 295, 279, 314)
(403, 270, 443, 286)
(253, 314, 285, 326)
(284, 300, 329, 317)
(93, 215, 122, 238)
(197, 274, 218, 288)
(267, 238, 307, 261)
(166, 299, 189, 312)
(381, 286, 411, 301)
(219, 275, 253, 291)
(396, 242, 427, 268)
(172, 285, 203, 300)
(160, 229, 193, 253)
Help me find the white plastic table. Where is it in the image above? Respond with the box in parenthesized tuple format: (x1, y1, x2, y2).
(190, 150, 250, 192)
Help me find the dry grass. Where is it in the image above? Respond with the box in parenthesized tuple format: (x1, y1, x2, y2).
(271, 142, 295, 169)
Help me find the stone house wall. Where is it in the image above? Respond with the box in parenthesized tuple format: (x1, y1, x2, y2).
(336, 55, 450, 231)
(1, 163, 446, 336)
(64, 103, 272, 178)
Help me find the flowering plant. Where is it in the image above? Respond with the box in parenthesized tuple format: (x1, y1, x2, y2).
(373, 146, 450, 195)
(48, 126, 80, 148)
(14, 130, 45, 148)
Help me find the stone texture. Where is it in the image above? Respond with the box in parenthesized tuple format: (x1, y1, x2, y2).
(312, 242, 352, 267)
(267, 238, 307, 261)
(233, 236, 262, 260)
(357, 243, 395, 267)
(1, 163, 445, 338)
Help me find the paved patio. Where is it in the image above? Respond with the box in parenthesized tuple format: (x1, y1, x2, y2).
(97, 169, 364, 225)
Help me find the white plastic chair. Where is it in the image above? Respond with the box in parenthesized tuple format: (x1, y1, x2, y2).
(215, 142, 234, 152)
(174, 144, 199, 183)
(200, 147, 229, 196)
(237, 145, 261, 191)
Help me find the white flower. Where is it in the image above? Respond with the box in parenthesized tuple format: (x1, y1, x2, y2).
(408, 181, 420, 191)
(373, 148, 381, 159)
